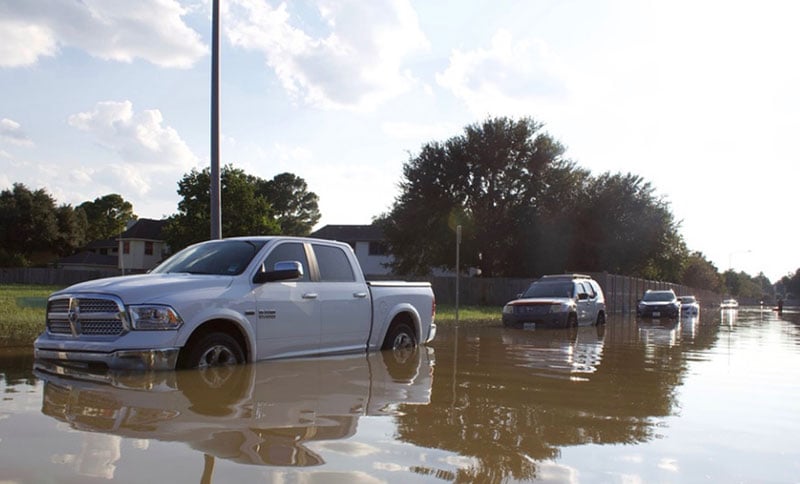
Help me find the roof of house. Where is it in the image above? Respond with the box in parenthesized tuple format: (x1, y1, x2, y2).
(85, 238, 117, 250)
(120, 218, 167, 240)
(56, 251, 117, 268)
(309, 224, 385, 243)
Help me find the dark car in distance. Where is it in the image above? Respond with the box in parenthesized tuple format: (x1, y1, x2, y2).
(637, 289, 681, 319)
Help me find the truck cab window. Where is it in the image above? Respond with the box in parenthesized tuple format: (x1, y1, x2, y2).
(262, 242, 310, 282)
(313, 244, 356, 282)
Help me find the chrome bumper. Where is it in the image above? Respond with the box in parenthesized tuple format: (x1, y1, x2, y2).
(35, 347, 180, 371)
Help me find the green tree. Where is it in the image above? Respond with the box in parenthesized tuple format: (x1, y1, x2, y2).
(778, 269, 800, 299)
(255, 172, 320, 235)
(78, 194, 137, 241)
(0, 184, 58, 257)
(53, 205, 88, 257)
(379, 116, 573, 276)
(680, 252, 722, 292)
(569, 172, 687, 281)
(163, 165, 281, 251)
(0, 183, 87, 265)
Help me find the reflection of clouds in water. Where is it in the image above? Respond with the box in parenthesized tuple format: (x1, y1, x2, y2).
(658, 457, 679, 472)
(536, 459, 580, 483)
(51, 434, 121, 479)
(272, 470, 382, 483)
(132, 439, 149, 450)
(313, 440, 379, 457)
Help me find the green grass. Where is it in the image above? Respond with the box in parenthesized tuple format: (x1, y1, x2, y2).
(0, 284, 60, 347)
(436, 305, 503, 324)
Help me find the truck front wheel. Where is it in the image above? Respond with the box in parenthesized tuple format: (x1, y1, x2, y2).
(382, 322, 417, 350)
(183, 332, 244, 369)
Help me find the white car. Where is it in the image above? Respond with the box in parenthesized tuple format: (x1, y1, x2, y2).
(678, 295, 700, 316)
(502, 274, 607, 328)
(720, 298, 739, 310)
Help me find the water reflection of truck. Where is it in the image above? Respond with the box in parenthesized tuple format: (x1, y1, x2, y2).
(35, 347, 434, 467)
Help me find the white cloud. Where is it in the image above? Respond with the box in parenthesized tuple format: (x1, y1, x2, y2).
(0, 0, 206, 68)
(66, 100, 199, 205)
(0, 118, 33, 146)
(68, 100, 198, 171)
(436, 29, 567, 116)
(225, 0, 429, 111)
(0, 20, 58, 67)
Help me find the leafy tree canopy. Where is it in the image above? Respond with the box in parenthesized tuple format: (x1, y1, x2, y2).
(680, 252, 722, 292)
(163, 165, 319, 251)
(0, 183, 87, 266)
(379, 116, 688, 280)
(254, 172, 321, 236)
(77, 193, 137, 241)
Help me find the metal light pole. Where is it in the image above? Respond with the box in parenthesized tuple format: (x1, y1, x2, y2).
(455, 225, 461, 324)
(210, 0, 222, 239)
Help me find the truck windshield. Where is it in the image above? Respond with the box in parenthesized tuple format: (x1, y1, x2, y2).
(522, 281, 574, 298)
(152, 240, 266, 276)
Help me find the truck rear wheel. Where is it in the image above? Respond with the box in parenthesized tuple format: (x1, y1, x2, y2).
(183, 332, 244, 369)
(382, 322, 417, 350)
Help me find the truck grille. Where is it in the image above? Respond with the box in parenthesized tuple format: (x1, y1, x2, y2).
(46, 295, 126, 337)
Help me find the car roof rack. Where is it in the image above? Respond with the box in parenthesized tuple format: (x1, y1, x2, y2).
(538, 273, 592, 280)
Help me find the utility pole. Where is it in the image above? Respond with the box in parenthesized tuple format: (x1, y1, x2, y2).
(455, 225, 461, 324)
(210, 0, 222, 239)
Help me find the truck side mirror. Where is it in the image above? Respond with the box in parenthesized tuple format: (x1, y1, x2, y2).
(253, 260, 303, 284)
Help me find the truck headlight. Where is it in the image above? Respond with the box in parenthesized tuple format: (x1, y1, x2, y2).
(128, 305, 183, 330)
(549, 303, 569, 313)
(502, 304, 514, 314)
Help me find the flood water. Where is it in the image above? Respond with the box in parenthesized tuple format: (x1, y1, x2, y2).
(1, 307, 799, 483)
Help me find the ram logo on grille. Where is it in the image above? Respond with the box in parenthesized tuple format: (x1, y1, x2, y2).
(67, 297, 80, 336)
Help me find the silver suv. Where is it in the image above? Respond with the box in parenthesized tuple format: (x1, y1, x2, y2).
(502, 274, 607, 329)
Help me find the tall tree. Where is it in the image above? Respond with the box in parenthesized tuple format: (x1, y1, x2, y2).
(0, 184, 58, 256)
(570, 172, 687, 280)
(163, 165, 281, 251)
(53, 205, 88, 257)
(0, 183, 87, 266)
(255, 172, 321, 236)
(78, 194, 137, 241)
(681, 251, 722, 292)
(379, 116, 572, 276)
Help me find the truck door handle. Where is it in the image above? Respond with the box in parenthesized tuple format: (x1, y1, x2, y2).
(353, 292, 368, 298)
(302, 293, 318, 299)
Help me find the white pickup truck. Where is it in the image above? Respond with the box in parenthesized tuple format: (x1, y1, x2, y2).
(34, 236, 436, 371)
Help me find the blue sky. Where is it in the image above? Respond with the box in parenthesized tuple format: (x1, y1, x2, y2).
(0, 0, 797, 281)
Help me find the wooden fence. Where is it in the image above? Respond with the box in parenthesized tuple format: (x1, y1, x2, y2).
(430, 272, 723, 312)
(1, 268, 723, 313)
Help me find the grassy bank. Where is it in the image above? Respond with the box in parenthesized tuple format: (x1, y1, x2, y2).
(436, 305, 502, 324)
(0, 284, 59, 347)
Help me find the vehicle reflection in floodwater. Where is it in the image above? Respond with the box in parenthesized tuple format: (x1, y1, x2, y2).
(500, 324, 606, 381)
(637, 317, 680, 347)
(681, 314, 699, 340)
(35, 347, 433, 472)
(720, 307, 738, 327)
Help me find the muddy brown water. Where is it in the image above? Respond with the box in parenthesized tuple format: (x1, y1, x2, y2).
(1, 308, 799, 482)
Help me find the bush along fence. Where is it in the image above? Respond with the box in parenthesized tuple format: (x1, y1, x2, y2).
(1, 268, 722, 314)
(429, 272, 723, 312)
